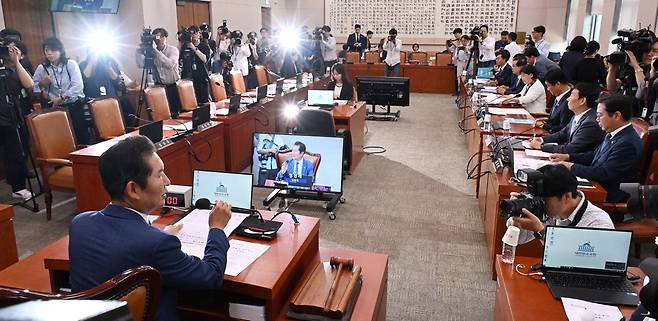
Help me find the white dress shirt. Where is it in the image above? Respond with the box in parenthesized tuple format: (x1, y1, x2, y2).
(534, 39, 551, 58)
(321, 36, 338, 62)
(231, 44, 251, 76)
(518, 80, 547, 114)
(383, 38, 402, 66)
(480, 35, 496, 62)
(135, 44, 180, 85)
(504, 42, 523, 66)
(609, 122, 633, 139)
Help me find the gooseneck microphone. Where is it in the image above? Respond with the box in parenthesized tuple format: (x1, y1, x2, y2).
(194, 198, 264, 222)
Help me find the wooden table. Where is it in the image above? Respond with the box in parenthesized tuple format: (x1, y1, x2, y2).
(343, 63, 457, 93)
(331, 102, 367, 174)
(0, 211, 388, 321)
(69, 120, 226, 212)
(494, 255, 642, 321)
(0, 205, 17, 271)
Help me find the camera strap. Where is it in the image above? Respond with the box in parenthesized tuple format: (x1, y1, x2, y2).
(568, 198, 588, 227)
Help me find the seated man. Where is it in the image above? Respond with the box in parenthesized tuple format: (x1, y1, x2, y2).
(491, 49, 512, 87)
(535, 69, 573, 133)
(496, 54, 526, 95)
(69, 136, 232, 321)
(276, 141, 315, 183)
(507, 164, 614, 245)
(551, 93, 643, 218)
(528, 82, 605, 154)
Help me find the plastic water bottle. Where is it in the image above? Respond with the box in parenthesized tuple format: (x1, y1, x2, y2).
(501, 226, 520, 264)
(502, 118, 511, 138)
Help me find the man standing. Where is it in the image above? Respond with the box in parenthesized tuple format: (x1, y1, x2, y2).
(136, 28, 181, 116)
(383, 28, 402, 77)
(495, 31, 510, 50)
(531, 25, 551, 58)
(477, 25, 496, 67)
(346, 24, 368, 53)
(320, 25, 338, 71)
(69, 136, 232, 321)
(523, 47, 559, 82)
(503, 32, 523, 66)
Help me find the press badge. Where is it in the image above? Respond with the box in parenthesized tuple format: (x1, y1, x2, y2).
(100, 86, 106, 96)
(642, 107, 648, 118)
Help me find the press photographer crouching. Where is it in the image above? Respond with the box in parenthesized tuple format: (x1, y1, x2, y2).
(179, 25, 210, 104)
(503, 164, 613, 245)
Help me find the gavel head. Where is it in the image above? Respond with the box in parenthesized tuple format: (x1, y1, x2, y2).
(329, 257, 354, 269)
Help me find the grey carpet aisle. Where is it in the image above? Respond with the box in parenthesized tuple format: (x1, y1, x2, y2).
(4, 93, 495, 320)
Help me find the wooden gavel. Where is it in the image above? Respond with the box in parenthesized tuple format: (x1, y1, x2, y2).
(323, 257, 354, 312)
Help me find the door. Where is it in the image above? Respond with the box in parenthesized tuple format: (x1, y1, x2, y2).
(176, 0, 211, 29)
(261, 7, 271, 32)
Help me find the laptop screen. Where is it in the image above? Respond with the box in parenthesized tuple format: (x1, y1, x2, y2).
(476, 67, 494, 79)
(192, 170, 253, 209)
(542, 226, 631, 273)
(307, 90, 334, 106)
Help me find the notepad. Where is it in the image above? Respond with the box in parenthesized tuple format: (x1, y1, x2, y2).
(164, 122, 192, 131)
(174, 209, 248, 259)
(561, 298, 622, 321)
(225, 240, 270, 276)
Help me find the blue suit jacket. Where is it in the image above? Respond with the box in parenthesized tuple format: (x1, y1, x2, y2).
(494, 64, 513, 87)
(277, 158, 315, 180)
(569, 125, 643, 203)
(505, 75, 524, 95)
(543, 90, 574, 134)
(69, 205, 230, 321)
(541, 108, 605, 154)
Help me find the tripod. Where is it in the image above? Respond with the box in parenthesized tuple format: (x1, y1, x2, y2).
(0, 62, 42, 211)
(465, 36, 480, 79)
(135, 50, 158, 125)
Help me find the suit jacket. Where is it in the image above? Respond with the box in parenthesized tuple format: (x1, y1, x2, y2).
(69, 205, 230, 321)
(277, 158, 315, 179)
(543, 90, 574, 133)
(534, 55, 560, 81)
(494, 64, 513, 87)
(569, 125, 643, 203)
(326, 80, 354, 100)
(541, 108, 605, 154)
(346, 33, 368, 53)
(505, 75, 524, 95)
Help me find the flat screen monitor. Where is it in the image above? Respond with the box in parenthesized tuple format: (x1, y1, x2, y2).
(257, 85, 267, 102)
(51, 0, 120, 14)
(476, 67, 494, 79)
(252, 133, 344, 193)
(192, 105, 209, 129)
(192, 170, 253, 209)
(356, 76, 410, 107)
(307, 90, 334, 107)
(139, 120, 162, 144)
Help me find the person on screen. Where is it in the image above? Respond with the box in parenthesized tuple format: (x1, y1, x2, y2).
(253, 134, 286, 185)
(505, 164, 613, 246)
(276, 141, 315, 181)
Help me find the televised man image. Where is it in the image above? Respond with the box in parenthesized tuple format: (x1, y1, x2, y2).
(276, 141, 315, 182)
(69, 136, 232, 321)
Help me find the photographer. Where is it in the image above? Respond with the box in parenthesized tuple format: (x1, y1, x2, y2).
(505, 164, 613, 246)
(211, 52, 235, 97)
(383, 28, 402, 77)
(453, 35, 471, 78)
(229, 30, 252, 90)
(0, 42, 35, 201)
(32, 37, 89, 144)
(181, 25, 210, 104)
(253, 133, 286, 186)
(135, 28, 181, 116)
(320, 25, 337, 72)
(1, 29, 35, 117)
(475, 25, 496, 68)
(246, 32, 260, 89)
(215, 26, 231, 55)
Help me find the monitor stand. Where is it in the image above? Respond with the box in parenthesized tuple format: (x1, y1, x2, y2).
(262, 189, 345, 220)
(366, 103, 400, 121)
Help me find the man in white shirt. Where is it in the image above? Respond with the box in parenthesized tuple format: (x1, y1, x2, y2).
(320, 25, 338, 71)
(453, 35, 471, 78)
(383, 28, 402, 77)
(477, 25, 496, 67)
(506, 164, 614, 246)
(230, 31, 251, 86)
(503, 32, 523, 66)
(531, 25, 550, 58)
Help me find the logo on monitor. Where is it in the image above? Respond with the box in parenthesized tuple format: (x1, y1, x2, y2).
(575, 241, 596, 257)
(214, 182, 228, 197)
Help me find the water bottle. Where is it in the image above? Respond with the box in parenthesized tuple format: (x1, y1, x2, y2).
(501, 226, 520, 264)
(502, 118, 511, 138)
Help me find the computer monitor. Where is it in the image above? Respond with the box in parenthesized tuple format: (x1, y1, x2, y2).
(192, 170, 253, 209)
(257, 85, 267, 102)
(192, 106, 210, 129)
(229, 95, 241, 113)
(356, 76, 410, 107)
(307, 90, 334, 107)
(51, 0, 120, 14)
(252, 133, 344, 193)
(476, 67, 494, 79)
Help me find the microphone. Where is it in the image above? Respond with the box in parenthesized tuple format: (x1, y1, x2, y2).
(194, 198, 263, 222)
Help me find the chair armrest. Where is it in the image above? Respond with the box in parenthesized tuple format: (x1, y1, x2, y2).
(44, 158, 73, 166)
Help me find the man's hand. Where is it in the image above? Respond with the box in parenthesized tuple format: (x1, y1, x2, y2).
(549, 153, 569, 162)
(280, 160, 288, 173)
(625, 50, 641, 69)
(51, 96, 63, 107)
(511, 208, 544, 233)
(8, 44, 21, 65)
(187, 42, 196, 50)
(164, 223, 184, 234)
(528, 138, 542, 150)
(496, 86, 508, 94)
(39, 75, 54, 87)
(208, 200, 232, 230)
(555, 161, 574, 170)
(534, 119, 545, 128)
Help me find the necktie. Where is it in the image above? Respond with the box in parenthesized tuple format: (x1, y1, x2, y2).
(550, 98, 559, 117)
(293, 161, 298, 177)
(592, 133, 612, 163)
(569, 117, 578, 137)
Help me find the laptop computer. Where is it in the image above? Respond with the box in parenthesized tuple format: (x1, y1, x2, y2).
(192, 170, 253, 211)
(192, 106, 210, 130)
(476, 67, 494, 79)
(296, 73, 303, 88)
(139, 120, 163, 144)
(541, 226, 638, 306)
(256, 85, 267, 102)
(307, 90, 335, 108)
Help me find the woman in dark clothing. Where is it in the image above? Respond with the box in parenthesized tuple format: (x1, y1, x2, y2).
(326, 63, 354, 101)
(558, 36, 586, 83)
(571, 41, 607, 87)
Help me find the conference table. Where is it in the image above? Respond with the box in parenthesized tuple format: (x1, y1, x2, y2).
(0, 210, 388, 321)
(0, 205, 17, 270)
(343, 63, 457, 93)
(69, 120, 226, 212)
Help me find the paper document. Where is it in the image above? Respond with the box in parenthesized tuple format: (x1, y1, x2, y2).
(505, 118, 535, 125)
(146, 215, 160, 224)
(514, 157, 551, 174)
(488, 107, 530, 116)
(334, 99, 348, 105)
(481, 86, 498, 93)
(225, 240, 270, 276)
(561, 297, 623, 321)
(164, 122, 192, 131)
(524, 149, 552, 158)
(474, 78, 489, 84)
(174, 209, 248, 259)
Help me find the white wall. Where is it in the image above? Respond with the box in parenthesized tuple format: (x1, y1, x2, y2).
(0, 4, 5, 30)
(143, 0, 177, 39)
(209, 0, 262, 34)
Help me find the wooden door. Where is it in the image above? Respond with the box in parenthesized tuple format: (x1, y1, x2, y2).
(261, 7, 271, 32)
(2, 0, 54, 70)
(176, 1, 211, 29)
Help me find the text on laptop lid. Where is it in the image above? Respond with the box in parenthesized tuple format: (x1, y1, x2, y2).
(307, 90, 334, 106)
(192, 170, 253, 209)
(542, 226, 632, 274)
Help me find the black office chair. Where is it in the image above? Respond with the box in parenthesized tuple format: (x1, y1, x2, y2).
(295, 109, 352, 173)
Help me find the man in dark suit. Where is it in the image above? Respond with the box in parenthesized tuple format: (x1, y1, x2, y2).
(345, 24, 368, 53)
(551, 93, 643, 220)
(276, 141, 315, 181)
(497, 54, 527, 95)
(69, 136, 232, 321)
(536, 69, 574, 133)
(492, 49, 513, 87)
(524, 47, 560, 82)
(528, 82, 604, 154)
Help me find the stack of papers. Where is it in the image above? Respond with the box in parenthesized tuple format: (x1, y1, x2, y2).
(524, 149, 552, 158)
(481, 86, 498, 93)
(505, 118, 535, 125)
(513, 157, 551, 174)
(488, 108, 530, 116)
(561, 298, 623, 321)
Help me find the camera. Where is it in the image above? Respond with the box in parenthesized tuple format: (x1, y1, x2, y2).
(469, 26, 481, 37)
(231, 30, 243, 46)
(312, 27, 323, 40)
(247, 31, 258, 45)
(177, 28, 192, 45)
(609, 28, 656, 65)
(499, 169, 547, 219)
(139, 28, 156, 53)
(199, 23, 211, 41)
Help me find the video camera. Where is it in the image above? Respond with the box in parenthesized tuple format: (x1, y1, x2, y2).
(177, 27, 192, 45)
(231, 30, 243, 46)
(199, 23, 211, 41)
(609, 27, 656, 65)
(499, 169, 547, 220)
(312, 27, 323, 40)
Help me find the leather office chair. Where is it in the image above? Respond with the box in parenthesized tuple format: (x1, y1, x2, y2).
(26, 109, 77, 220)
(0, 266, 161, 321)
(276, 151, 322, 179)
(294, 109, 352, 173)
(176, 80, 198, 112)
(364, 51, 379, 64)
(254, 65, 269, 86)
(144, 86, 172, 121)
(408, 52, 428, 63)
(400, 51, 407, 64)
(435, 53, 453, 66)
(230, 70, 247, 94)
(89, 98, 125, 140)
(209, 74, 228, 102)
(346, 52, 360, 64)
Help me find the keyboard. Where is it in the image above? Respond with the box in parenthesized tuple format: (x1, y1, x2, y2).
(544, 271, 636, 292)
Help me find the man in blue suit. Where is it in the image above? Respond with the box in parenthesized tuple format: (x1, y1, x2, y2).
(276, 141, 315, 181)
(551, 93, 643, 221)
(496, 55, 527, 95)
(524, 47, 559, 82)
(536, 69, 574, 133)
(345, 24, 368, 53)
(69, 136, 233, 321)
(492, 49, 513, 87)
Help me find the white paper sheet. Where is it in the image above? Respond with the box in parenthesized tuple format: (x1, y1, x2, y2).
(174, 209, 249, 259)
(513, 157, 551, 174)
(561, 297, 623, 321)
(225, 240, 270, 276)
(524, 149, 552, 158)
(488, 107, 530, 116)
(164, 122, 192, 131)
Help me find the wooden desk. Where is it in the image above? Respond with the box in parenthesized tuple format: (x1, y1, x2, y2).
(494, 256, 642, 321)
(0, 205, 17, 271)
(332, 102, 367, 174)
(69, 120, 226, 212)
(343, 63, 457, 93)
